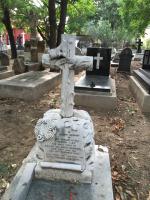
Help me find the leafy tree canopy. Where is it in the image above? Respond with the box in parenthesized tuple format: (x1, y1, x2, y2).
(119, 0, 150, 36)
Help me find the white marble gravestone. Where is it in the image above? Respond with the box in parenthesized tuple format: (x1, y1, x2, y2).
(33, 35, 96, 182)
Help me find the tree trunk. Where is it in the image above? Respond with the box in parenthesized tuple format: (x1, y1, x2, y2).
(2, 6, 17, 59)
(48, 0, 57, 48)
(57, 0, 68, 46)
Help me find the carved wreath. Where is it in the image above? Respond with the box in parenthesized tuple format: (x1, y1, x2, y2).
(35, 119, 57, 142)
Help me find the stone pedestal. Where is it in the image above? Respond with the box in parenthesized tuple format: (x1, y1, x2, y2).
(2, 146, 113, 200)
(129, 76, 150, 113)
(75, 76, 117, 111)
(0, 71, 61, 101)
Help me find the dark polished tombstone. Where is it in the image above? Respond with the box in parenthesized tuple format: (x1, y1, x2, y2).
(75, 48, 112, 93)
(117, 47, 133, 73)
(133, 50, 150, 94)
(142, 50, 150, 69)
(86, 48, 111, 76)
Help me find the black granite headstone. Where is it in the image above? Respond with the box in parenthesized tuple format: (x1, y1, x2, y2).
(118, 47, 133, 73)
(75, 48, 112, 93)
(143, 50, 150, 70)
(133, 50, 150, 94)
(86, 48, 111, 76)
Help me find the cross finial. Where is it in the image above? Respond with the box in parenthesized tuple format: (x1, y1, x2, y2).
(48, 35, 93, 118)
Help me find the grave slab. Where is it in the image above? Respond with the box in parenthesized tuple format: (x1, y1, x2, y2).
(129, 76, 150, 113)
(2, 146, 114, 200)
(133, 69, 150, 94)
(0, 70, 14, 80)
(0, 71, 61, 100)
(0, 66, 7, 71)
(75, 76, 117, 111)
(75, 75, 111, 92)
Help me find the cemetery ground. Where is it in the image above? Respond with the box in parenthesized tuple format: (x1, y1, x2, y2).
(0, 61, 149, 200)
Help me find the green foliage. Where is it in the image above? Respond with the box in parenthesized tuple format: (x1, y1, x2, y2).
(83, 20, 113, 46)
(67, 0, 96, 35)
(94, 0, 122, 30)
(119, 0, 150, 36)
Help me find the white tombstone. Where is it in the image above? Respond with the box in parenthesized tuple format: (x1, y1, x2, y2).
(34, 35, 95, 182)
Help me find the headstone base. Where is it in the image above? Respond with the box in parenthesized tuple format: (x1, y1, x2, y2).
(75, 76, 117, 111)
(23, 144, 94, 184)
(2, 146, 114, 200)
(129, 76, 150, 113)
(0, 71, 61, 100)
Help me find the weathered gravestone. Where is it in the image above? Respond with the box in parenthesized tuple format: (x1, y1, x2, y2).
(0, 70, 61, 101)
(130, 50, 150, 112)
(75, 47, 117, 110)
(2, 35, 113, 200)
(0, 52, 10, 66)
(117, 47, 133, 73)
(0, 52, 14, 79)
(13, 56, 26, 74)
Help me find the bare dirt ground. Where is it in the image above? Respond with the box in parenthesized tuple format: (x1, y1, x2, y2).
(0, 61, 150, 200)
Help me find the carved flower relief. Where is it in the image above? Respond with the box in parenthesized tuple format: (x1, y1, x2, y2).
(35, 119, 57, 143)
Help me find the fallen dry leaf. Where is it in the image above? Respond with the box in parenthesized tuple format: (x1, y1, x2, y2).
(110, 118, 125, 134)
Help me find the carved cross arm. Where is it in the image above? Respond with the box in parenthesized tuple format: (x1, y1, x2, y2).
(68, 56, 93, 71)
(49, 56, 93, 72)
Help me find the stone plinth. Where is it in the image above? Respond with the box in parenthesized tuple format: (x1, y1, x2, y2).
(0, 71, 61, 101)
(2, 147, 114, 200)
(0, 70, 14, 80)
(129, 76, 150, 113)
(75, 76, 117, 111)
(31, 109, 95, 183)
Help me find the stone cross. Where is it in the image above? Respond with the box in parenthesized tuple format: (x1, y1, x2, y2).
(94, 52, 103, 69)
(48, 35, 93, 118)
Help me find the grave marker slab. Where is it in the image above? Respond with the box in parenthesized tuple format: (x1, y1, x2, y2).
(75, 47, 117, 110)
(117, 47, 133, 73)
(0, 71, 61, 100)
(130, 50, 150, 112)
(143, 50, 150, 70)
(0, 52, 9, 66)
(86, 47, 111, 76)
